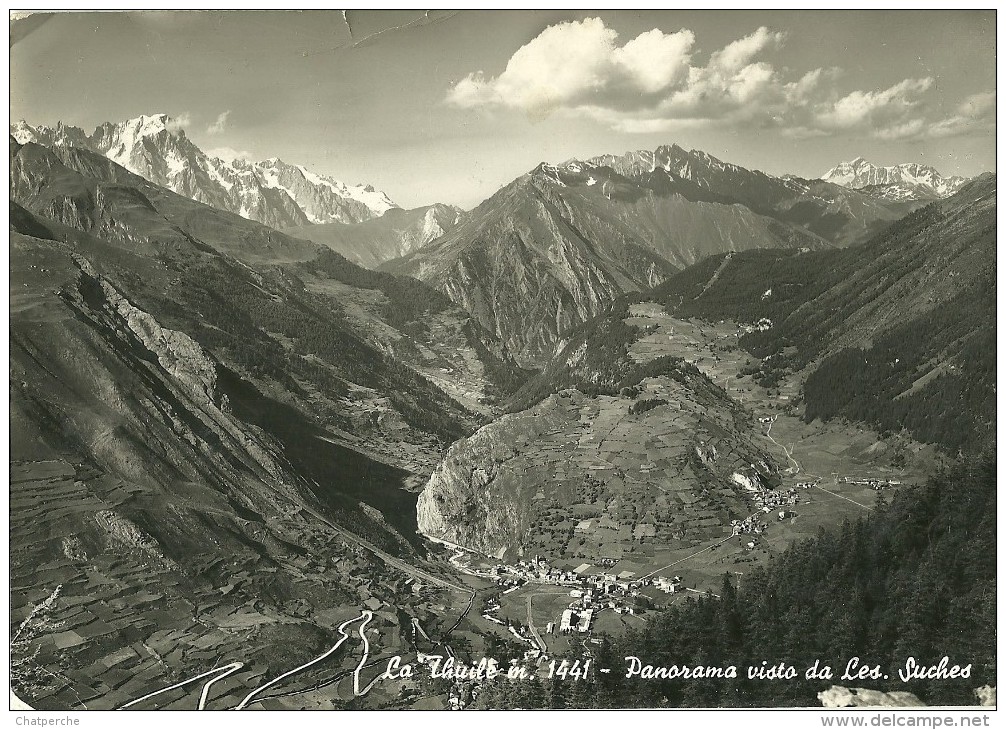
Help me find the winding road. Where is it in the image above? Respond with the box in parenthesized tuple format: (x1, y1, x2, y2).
(119, 610, 377, 710)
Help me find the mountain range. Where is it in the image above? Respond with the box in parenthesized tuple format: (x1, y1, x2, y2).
(11, 115, 398, 229)
(821, 156, 968, 201)
(384, 145, 928, 365)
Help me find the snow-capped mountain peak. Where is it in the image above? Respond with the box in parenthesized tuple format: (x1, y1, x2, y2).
(821, 157, 967, 200)
(11, 115, 399, 228)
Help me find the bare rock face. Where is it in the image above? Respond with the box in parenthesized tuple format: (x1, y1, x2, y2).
(94, 509, 158, 551)
(97, 277, 217, 403)
(416, 411, 544, 558)
(60, 536, 88, 562)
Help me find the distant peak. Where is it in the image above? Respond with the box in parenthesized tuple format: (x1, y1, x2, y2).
(821, 156, 966, 199)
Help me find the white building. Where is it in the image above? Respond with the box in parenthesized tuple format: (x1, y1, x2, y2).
(560, 609, 575, 634)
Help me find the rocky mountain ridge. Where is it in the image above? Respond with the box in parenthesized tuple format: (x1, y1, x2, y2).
(385, 142, 920, 365)
(11, 114, 397, 229)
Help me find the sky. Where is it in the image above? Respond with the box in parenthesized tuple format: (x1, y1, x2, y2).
(9, 10, 997, 209)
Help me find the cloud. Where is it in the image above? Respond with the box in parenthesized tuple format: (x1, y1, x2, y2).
(447, 18, 695, 117)
(922, 91, 996, 139)
(166, 112, 192, 135)
(813, 78, 933, 132)
(206, 146, 253, 162)
(207, 110, 231, 135)
(447, 18, 994, 141)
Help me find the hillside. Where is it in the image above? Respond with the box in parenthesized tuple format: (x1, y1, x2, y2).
(652, 174, 996, 452)
(417, 357, 778, 559)
(9, 135, 527, 707)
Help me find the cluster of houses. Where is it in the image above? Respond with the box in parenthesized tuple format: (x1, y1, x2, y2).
(487, 556, 648, 597)
(730, 514, 767, 537)
(839, 476, 901, 491)
(483, 555, 677, 637)
(756, 486, 801, 511)
(568, 582, 644, 617)
(731, 484, 805, 542)
(488, 557, 581, 587)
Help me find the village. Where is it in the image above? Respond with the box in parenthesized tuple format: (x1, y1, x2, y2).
(478, 555, 680, 629)
(453, 472, 823, 640)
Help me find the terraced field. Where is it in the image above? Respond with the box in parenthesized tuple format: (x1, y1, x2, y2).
(9, 454, 469, 710)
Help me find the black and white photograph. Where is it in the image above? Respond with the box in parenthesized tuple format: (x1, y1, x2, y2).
(7, 8, 997, 714)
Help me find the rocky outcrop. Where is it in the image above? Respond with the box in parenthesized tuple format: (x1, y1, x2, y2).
(57, 252, 290, 486)
(94, 509, 158, 551)
(60, 536, 87, 562)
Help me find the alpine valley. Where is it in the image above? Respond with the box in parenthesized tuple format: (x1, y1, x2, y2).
(9, 117, 995, 711)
